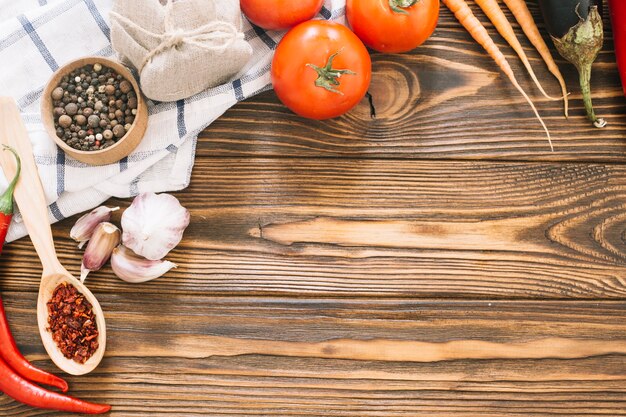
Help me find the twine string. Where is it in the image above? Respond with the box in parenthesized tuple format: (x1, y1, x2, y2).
(110, 0, 243, 71)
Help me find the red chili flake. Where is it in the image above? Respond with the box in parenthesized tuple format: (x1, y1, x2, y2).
(46, 283, 98, 364)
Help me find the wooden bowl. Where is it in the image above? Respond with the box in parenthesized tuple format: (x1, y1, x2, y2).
(41, 57, 148, 166)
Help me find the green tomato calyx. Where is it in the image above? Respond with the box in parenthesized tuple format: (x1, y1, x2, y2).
(389, 0, 418, 15)
(306, 50, 356, 95)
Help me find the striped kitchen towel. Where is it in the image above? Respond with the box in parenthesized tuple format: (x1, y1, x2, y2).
(0, 0, 346, 242)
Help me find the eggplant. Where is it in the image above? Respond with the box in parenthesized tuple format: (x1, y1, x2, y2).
(539, 0, 602, 37)
(539, 0, 606, 128)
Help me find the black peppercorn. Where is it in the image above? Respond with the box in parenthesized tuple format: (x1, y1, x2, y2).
(52, 63, 136, 151)
(65, 103, 78, 116)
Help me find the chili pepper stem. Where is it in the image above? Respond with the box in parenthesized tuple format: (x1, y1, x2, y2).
(578, 63, 606, 128)
(0, 146, 21, 215)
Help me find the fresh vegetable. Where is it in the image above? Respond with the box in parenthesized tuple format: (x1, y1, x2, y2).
(539, 0, 606, 128)
(0, 146, 20, 254)
(501, 0, 569, 117)
(346, 0, 439, 53)
(0, 295, 68, 392)
(608, 0, 626, 95)
(111, 245, 177, 283)
(0, 147, 72, 394)
(70, 206, 119, 249)
(441, 0, 552, 149)
(121, 192, 190, 261)
(80, 222, 121, 282)
(271, 20, 372, 120)
(474, 0, 558, 102)
(0, 355, 110, 414)
(240, 0, 324, 31)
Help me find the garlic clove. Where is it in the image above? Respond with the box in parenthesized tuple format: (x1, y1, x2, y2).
(111, 245, 177, 283)
(80, 222, 121, 282)
(121, 192, 190, 261)
(70, 206, 119, 248)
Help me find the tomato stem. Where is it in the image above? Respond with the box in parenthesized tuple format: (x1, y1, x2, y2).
(389, 0, 419, 14)
(306, 50, 356, 95)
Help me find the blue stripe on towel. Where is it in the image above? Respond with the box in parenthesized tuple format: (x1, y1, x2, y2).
(1, 1, 83, 54)
(83, 0, 110, 40)
(249, 23, 276, 49)
(130, 177, 139, 195)
(17, 85, 44, 110)
(56, 148, 65, 196)
(320, 6, 332, 19)
(232, 79, 244, 101)
(49, 202, 64, 221)
(176, 100, 187, 138)
(17, 14, 58, 71)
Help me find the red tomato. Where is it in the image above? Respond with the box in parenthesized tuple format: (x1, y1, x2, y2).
(347, 0, 439, 53)
(271, 20, 372, 120)
(241, 0, 325, 31)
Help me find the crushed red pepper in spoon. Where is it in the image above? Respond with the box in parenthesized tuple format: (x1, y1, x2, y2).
(47, 282, 99, 363)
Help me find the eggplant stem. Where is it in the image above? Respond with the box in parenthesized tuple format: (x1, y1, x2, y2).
(578, 64, 606, 128)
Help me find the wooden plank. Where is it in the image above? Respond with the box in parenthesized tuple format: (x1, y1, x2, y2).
(2, 158, 626, 298)
(1, 293, 625, 416)
(198, 2, 626, 161)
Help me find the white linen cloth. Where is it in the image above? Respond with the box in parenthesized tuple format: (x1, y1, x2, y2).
(0, 0, 345, 242)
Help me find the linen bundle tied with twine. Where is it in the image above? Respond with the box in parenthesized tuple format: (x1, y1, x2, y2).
(110, 0, 253, 102)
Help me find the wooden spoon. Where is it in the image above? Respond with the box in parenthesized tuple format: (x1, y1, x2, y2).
(0, 97, 106, 375)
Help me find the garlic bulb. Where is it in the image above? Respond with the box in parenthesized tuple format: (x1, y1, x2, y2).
(111, 245, 177, 283)
(70, 206, 119, 248)
(121, 192, 190, 261)
(80, 222, 121, 282)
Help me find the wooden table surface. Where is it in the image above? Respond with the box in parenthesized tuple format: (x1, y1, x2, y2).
(2, 2, 626, 416)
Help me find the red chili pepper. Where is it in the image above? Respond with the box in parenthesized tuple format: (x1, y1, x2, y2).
(0, 294, 69, 392)
(609, 0, 626, 96)
(0, 146, 67, 390)
(0, 145, 20, 254)
(0, 355, 111, 414)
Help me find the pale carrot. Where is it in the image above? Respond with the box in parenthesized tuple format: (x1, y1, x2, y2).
(501, 0, 569, 117)
(474, 0, 557, 101)
(442, 0, 552, 150)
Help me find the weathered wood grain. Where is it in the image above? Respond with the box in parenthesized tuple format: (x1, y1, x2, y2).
(2, 1, 626, 415)
(3, 158, 626, 298)
(1, 293, 625, 416)
(198, 1, 626, 161)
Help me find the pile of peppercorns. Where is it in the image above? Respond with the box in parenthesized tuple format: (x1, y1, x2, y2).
(51, 63, 137, 151)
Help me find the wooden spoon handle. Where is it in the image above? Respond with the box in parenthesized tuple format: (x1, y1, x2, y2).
(0, 97, 64, 275)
